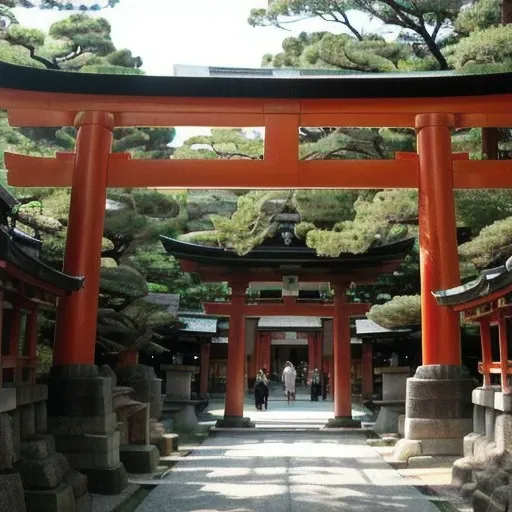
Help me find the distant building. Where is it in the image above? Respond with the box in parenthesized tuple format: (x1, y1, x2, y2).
(172, 64, 356, 78)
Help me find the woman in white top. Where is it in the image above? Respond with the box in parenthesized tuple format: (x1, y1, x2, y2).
(282, 361, 297, 404)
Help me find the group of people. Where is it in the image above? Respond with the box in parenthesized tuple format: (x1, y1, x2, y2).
(254, 361, 330, 410)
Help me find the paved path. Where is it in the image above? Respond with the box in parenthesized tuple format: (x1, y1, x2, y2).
(136, 430, 439, 512)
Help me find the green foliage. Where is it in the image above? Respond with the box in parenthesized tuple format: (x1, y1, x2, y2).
(249, 0, 462, 69)
(174, 129, 263, 160)
(367, 295, 421, 328)
(455, 0, 501, 36)
(211, 191, 293, 255)
(455, 190, 512, 232)
(459, 216, 512, 269)
(447, 25, 512, 72)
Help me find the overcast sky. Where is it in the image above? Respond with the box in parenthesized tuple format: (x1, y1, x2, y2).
(14, 0, 386, 75)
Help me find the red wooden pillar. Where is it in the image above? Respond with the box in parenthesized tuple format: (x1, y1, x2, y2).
(497, 313, 510, 393)
(327, 284, 358, 427)
(308, 333, 315, 374)
(54, 111, 114, 366)
(362, 341, 373, 400)
(200, 343, 210, 396)
(222, 279, 250, 426)
(260, 332, 271, 373)
(416, 113, 461, 366)
(480, 318, 492, 388)
(315, 332, 323, 370)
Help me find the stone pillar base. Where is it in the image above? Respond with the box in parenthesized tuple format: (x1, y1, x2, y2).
(393, 365, 475, 461)
(216, 416, 255, 428)
(325, 416, 361, 429)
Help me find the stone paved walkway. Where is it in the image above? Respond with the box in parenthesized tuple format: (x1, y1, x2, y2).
(135, 430, 440, 512)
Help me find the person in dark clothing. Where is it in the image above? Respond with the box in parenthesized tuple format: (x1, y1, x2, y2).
(254, 369, 269, 411)
(310, 368, 321, 401)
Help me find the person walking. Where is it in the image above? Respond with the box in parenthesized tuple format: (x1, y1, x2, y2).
(254, 369, 268, 411)
(282, 361, 297, 404)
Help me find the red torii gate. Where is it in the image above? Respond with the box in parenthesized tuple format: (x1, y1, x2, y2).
(1, 62, 512, 429)
(205, 294, 369, 427)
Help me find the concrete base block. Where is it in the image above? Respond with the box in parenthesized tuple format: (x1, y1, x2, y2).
(119, 445, 159, 474)
(393, 438, 422, 462)
(494, 392, 512, 413)
(24, 484, 75, 512)
(216, 416, 255, 428)
(0, 473, 26, 512)
(421, 438, 463, 456)
(82, 463, 127, 495)
(472, 387, 497, 408)
(325, 417, 361, 429)
(405, 417, 473, 440)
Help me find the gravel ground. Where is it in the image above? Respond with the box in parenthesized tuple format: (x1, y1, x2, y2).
(135, 431, 440, 512)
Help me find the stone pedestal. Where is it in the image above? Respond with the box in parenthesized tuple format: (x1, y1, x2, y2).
(47, 365, 127, 495)
(161, 365, 195, 400)
(382, 369, 409, 401)
(116, 365, 163, 420)
(393, 365, 475, 461)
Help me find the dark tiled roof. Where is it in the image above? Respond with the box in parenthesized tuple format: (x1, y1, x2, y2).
(433, 263, 512, 307)
(161, 236, 415, 274)
(0, 61, 510, 99)
(0, 226, 84, 292)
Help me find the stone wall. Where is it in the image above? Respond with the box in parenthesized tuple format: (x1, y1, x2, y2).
(452, 386, 512, 511)
(0, 383, 91, 511)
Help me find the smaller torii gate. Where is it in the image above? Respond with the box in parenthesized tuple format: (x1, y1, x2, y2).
(161, 235, 413, 428)
(206, 292, 369, 427)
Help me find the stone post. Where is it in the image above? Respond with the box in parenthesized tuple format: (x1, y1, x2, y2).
(47, 364, 127, 495)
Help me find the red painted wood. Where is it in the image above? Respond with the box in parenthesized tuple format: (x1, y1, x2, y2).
(224, 280, 248, 418)
(417, 114, 461, 365)
(333, 284, 352, 418)
(53, 112, 114, 366)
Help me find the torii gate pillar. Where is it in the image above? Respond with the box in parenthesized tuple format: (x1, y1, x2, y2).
(326, 284, 361, 428)
(396, 114, 473, 459)
(216, 279, 254, 428)
(54, 111, 113, 366)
